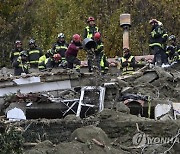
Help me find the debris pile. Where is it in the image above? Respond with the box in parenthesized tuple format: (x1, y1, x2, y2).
(0, 64, 180, 153)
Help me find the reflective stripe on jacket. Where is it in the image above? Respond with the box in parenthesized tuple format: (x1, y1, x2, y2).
(28, 49, 43, 64)
(55, 45, 68, 57)
(121, 56, 135, 75)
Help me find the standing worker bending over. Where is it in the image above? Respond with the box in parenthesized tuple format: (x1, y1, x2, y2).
(65, 34, 83, 73)
(93, 32, 109, 74)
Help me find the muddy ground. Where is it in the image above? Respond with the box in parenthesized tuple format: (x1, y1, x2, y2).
(0, 64, 180, 154)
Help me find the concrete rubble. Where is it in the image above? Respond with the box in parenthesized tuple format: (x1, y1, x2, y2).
(0, 63, 180, 153)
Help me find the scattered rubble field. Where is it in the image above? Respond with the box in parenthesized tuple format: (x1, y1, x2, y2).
(0, 64, 180, 153)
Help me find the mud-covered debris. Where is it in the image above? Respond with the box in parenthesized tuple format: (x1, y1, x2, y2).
(24, 140, 54, 154)
(117, 77, 129, 87)
(115, 102, 130, 114)
(64, 114, 81, 123)
(50, 140, 125, 154)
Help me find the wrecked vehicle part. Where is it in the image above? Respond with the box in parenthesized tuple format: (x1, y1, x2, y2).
(77, 86, 106, 118)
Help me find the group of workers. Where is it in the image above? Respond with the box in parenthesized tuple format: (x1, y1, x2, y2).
(118, 18, 179, 75)
(10, 16, 109, 76)
(10, 17, 179, 76)
(149, 18, 180, 66)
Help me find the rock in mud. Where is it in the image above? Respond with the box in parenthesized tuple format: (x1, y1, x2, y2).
(71, 125, 110, 145)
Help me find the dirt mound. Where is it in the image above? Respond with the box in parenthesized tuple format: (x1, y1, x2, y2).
(24, 125, 126, 154)
(51, 141, 124, 154)
(24, 140, 54, 154)
(51, 125, 126, 154)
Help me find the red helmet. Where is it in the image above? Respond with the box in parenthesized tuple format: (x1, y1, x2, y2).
(87, 16, 95, 22)
(73, 34, 81, 42)
(94, 32, 101, 40)
(53, 53, 61, 61)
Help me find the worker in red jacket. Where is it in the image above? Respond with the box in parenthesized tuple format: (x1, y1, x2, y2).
(65, 34, 83, 72)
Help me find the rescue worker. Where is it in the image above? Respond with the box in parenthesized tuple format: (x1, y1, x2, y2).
(13, 50, 30, 76)
(27, 39, 43, 68)
(38, 49, 53, 71)
(52, 33, 68, 68)
(45, 53, 62, 69)
(93, 32, 109, 74)
(84, 16, 99, 39)
(120, 48, 135, 75)
(65, 34, 83, 72)
(149, 19, 168, 66)
(10, 40, 23, 64)
(166, 35, 180, 63)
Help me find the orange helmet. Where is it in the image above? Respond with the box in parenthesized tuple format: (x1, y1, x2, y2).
(73, 34, 81, 42)
(53, 53, 61, 61)
(94, 32, 101, 40)
(87, 16, 95, 22)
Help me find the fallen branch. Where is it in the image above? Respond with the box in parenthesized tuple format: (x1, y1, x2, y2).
(23, 142, 37, 147)
(92, 138, 105, 148)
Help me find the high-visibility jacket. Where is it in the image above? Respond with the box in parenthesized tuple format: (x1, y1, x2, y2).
(27, 47, 43, 66)
(121, 56, 135, 75)
(38, 55, 47, 70)
(84, 26, 99, 39)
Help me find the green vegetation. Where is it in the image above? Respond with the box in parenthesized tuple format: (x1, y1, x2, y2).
(0, 0, 179, 66)
(0, 126, 24, 154)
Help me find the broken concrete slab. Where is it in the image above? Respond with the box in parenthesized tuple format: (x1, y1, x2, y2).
(154, 66, 174, 80)
(0, 80, 71, 97)
(154, 104, 173, 120)
(134, 70, 158, 84)
(13, 76, 41, 85)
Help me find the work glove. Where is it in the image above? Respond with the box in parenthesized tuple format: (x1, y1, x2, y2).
(17, 56, 22, 62)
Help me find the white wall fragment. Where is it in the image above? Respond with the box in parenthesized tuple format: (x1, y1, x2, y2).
(6, 107, 26, 121)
